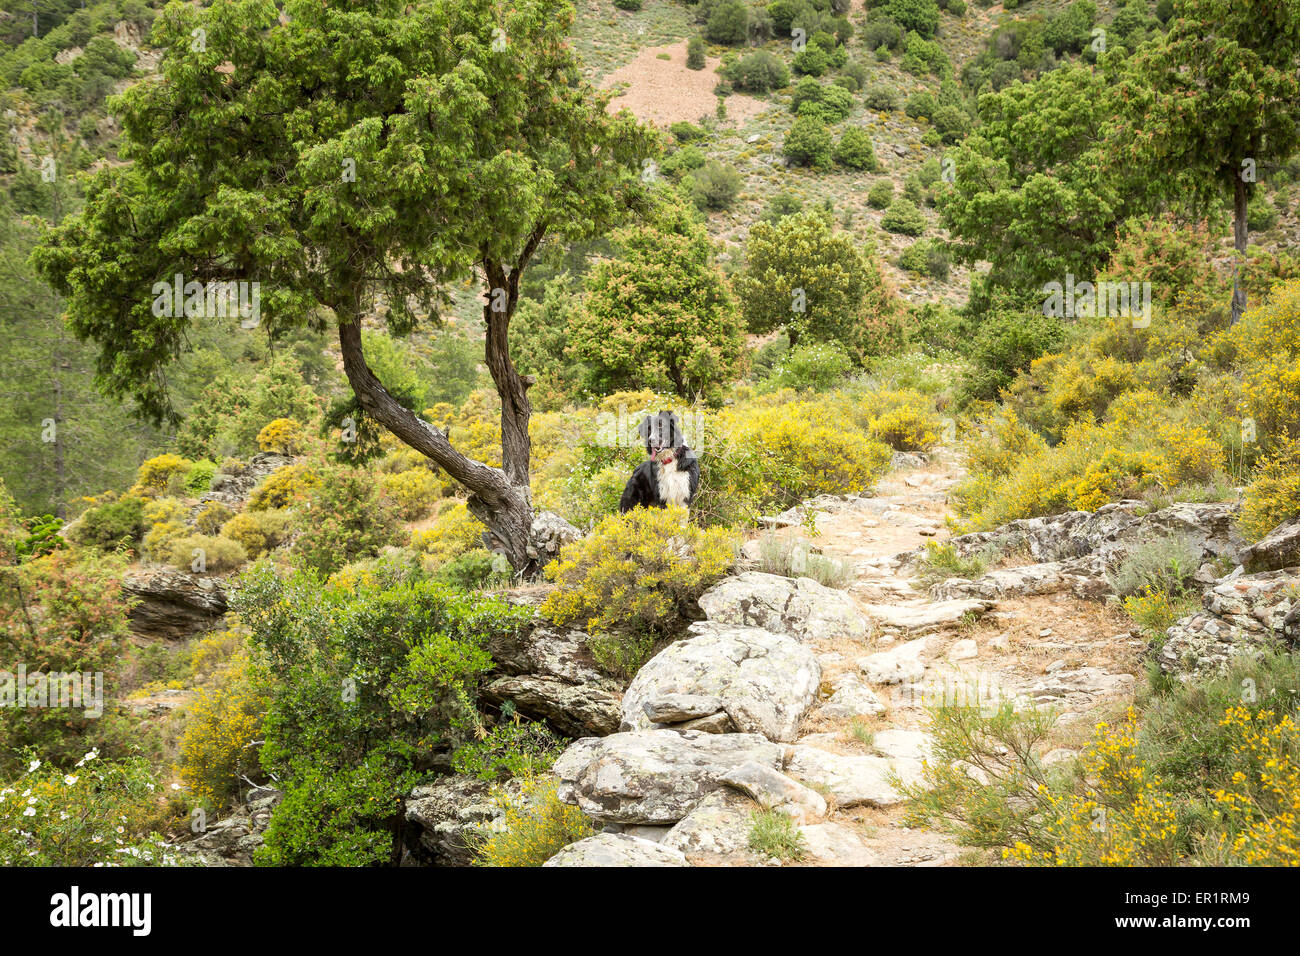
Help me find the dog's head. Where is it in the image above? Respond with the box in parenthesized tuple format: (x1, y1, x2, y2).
(638, 410, 684, 457)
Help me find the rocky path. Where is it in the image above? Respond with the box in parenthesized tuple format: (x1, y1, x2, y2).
(545, 450, 1147, 867)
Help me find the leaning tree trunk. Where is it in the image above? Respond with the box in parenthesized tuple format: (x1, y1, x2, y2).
(1231, 174, 1249, 325)
(337, 315, 538, 575)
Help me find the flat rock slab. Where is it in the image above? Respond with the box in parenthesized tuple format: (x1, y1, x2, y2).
(785, 745, 926, 808)
(859, 598, 991, 635)
(553, 730, 785, 825)
(870, 728, 934, 762)
(858, 637, 934, 685)
(482, 675, 621, 738)
(720, 761, 827, 822)
(698, 571, 870, 643)
(543, 833, 689, 867)
(799, 822, 879, 866)
(661, 788, 757, 857)
(621, 623, 820, 742)
(818, 675, 887, 719)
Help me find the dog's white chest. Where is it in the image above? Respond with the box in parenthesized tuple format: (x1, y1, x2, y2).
(657, 460, 692, 508)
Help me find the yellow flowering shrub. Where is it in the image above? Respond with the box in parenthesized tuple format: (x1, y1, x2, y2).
(178, 651, 269, 809)
(248, 463, 321, 511)
(193, 501, 235, 535)
(220, 509, 293, 558)
(869, 404, 941, 451)
(256, 417, 306, 455)
(409, 502, 486, 567)
(1239, 436, 1300, 542)
(130, 453, 193, 498)
(380, 468, 443, 520)
(1005, 709, 1182, 866)
(718, 399, 892, 501)
(1234, 279, 1300, 443)
(541, 507, 736, 667)
(1210, 707, 1300, 866)
(472, 776, 594, 867)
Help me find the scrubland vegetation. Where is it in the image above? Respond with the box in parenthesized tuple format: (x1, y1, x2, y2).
(0, 0, 1298, 868)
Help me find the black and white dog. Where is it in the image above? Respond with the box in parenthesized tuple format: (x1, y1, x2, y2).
(619, 411, 700, 514)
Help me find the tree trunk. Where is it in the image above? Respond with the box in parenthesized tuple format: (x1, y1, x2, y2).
(337, 317, 537, 575)
(1231, 174, 1249, 325)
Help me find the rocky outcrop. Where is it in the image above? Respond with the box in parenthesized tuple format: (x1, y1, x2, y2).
(1240, 519, 1300, 573)
(1159, 568, 1300, 677)
(914, 501, 1245, 601)
(619, 622, 820, 742)
(697, 571, 870, 643)
(784, 745, 925, 809)
(404, 775, 516, 866)
(122, 568, 230, 641)
(480, 622, 622, 737)
(527, 510, 582, 566)
(858, 597, 992, 637)
(201, 452, 294, 508)
(180, 787, 280, 866)
(552, 730, 785, 825)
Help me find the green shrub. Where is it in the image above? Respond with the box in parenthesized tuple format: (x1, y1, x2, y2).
(867, 178, 894, 208)
(761, 341, 854, 391)
(452, 719, 566, 782)
(705, 0, 749, 44)
(960, 309, 1064, 403)
(792, 79, 854, 122)
(220, 509, 292, 559)
(882, 0, 940, 36)
(687, 36, 707, 70)
(904, 89, 936, 119)
(660, 144, 708, 180)
(861, 17, 902, 50)
(431, 549, 510, 590)
(541, 508, 737, 675)
(184, 459, 218, 495)
(614, 0, 642, 9)
(832, 127, 880, 171)
(748, 808, 807, 860)
(864, 83, 901, 111)
(1109, 533, 1201, 600)
(898, 238, 950, 278)
(290, 466, 401, 575)
(783, 116, 833, 168)
(726, 49, 789, 91)
(689, 160, 743, 210)
(792, 45, 830, 77)
(881, 198, 927, 236)
(69, 495, 145, 551)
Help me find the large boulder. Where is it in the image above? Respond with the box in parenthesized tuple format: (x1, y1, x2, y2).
(661, 788, 757, 857)
(1158, 568, 1300, 677)
(552, 729, 784, 825)
(1240, 519, 1300, 574)
(480, 622, 622, 737)
(543, 832, 689, 867)
(620, 623, 820, 742)
(784, 745, 925, 809)
(697, 571, 870, 643)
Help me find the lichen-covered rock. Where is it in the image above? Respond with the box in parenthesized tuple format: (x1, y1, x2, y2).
(405, 775, 515, 866)
(1158, 568, 1300, 677)
(817, 675, 886, 719)
(1240, 519, 1300, 573)
(697, 571, 870, 643)
(857, 636, 933, 685)
(661, 788, 757, 856)
(620, 623, 820, 742)
(858, 598, 991, 636)
(784, 746, 925, 808)
(481, 675, 621, 737)
(552, 730, 784, 825)
(719, 761, 827, 822)
(543, 832, 690, 867)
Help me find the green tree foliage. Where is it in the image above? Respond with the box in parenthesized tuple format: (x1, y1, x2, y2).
(735, 209, 897, 362)
(1118, 0, 1300, 322)
(32, 0, 657, 573)
(569, 207, 744, 399)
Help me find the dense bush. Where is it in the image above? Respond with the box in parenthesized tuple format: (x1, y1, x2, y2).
(689, 160, 744, 210)
(761, 341, 855, 392)
(541, 508, 736, 677)
(881, 0, 940, 37)
(290, 466, 401, 575)
(881, 198, 927, 236)
(220, 509, 292, 559)
(178, 649, 269, 809)
(725, 49, 789, 92)
(791, 78, 854, 122)
(832, 127, 881, 170)
(248, 463, 321, 511)
(471, 776, 594, 867)
(959, 308, 1065, 403)
(1239, 437, 1300, 542)
(864, 83, 901, 111)
(705, 0, 750, 43)
(867, 178, 895, 208)
(783, 116, 834, 168)
(68, 495, 145, 551)
(166, 534, 248, 573)
(256, 417, 306, 455)
(687, 36, 707, 70)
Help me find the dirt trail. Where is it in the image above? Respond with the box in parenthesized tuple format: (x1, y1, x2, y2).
(757, 450, 1140, 866)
